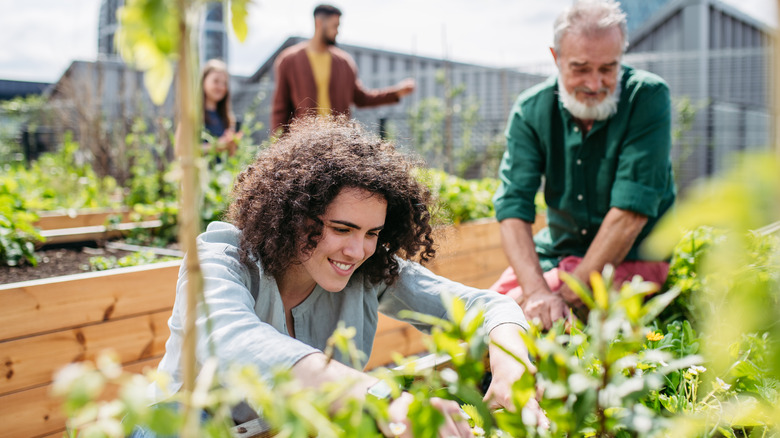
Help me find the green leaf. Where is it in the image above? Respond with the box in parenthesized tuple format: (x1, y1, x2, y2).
(590, 271, 608, 310)
(230, 0, 250, 42)
(639, 286, 681, 326)
(560, 271, 596, 309)
(142, 55, 174, 105)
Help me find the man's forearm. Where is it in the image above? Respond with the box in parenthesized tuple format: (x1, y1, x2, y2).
(572, 207, 648, 283)
(499, 218, 549, 298)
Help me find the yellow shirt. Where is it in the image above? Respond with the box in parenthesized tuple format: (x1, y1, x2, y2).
(306, 50, 332, 117)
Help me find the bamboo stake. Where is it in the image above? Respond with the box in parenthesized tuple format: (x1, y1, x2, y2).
(175, 1, 203, 437)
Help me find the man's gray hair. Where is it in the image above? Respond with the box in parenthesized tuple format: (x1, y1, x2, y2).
(553, 0, 628, 55)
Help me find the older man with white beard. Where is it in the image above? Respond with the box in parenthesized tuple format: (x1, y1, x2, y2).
(490, 0, 676, 330)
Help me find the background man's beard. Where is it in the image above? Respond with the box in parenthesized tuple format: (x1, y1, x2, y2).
(325, 37, 337, 46)
(558, 78, 621, 121)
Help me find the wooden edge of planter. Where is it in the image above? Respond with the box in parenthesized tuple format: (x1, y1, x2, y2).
(37, 220, 165, 247)
(0, 259, 182, 291)
(33, 207, 159, 231)
(0, 260, 182, 341)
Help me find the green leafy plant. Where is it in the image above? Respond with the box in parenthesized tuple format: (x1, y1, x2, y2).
(0, 176, 44, 266)
(658, 226, 725, 324)
(6, 133, 122, 212)
(645, 152, 780, 435)
(497, 268, 696, 437)
(416, 168, 546, 225)
(89, 250, 178, 271)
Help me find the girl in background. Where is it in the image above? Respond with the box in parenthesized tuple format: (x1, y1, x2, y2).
(200, 59, 241, 156)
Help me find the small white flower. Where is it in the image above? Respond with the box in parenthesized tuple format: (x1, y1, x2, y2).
(97, 351, 123, 379)
(389, 422, 407, 436)
(633, 415, 652, 433)
(714, 377, 732, 391)
(472, 426, 485, 436)
(440, 368, 459, 384)
(687, 365, 707, 375)
(52, 362, 92, 395)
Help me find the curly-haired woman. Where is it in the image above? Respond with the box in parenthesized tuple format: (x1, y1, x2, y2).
(155, 117, 543, 437)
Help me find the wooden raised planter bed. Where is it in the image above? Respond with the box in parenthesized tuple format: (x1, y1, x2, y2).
(34, 208, 162, 247)
(0, 216, 545, 438)
(34, 208, 136, 231)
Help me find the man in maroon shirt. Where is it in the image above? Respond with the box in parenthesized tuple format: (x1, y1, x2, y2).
(271, 4, 415, 134)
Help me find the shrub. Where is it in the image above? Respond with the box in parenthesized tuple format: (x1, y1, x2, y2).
(0, 176, 43, 266)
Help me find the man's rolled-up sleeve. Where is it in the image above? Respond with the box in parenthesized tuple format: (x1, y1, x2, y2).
(610, 82, 673, 218)
(493, 106, 544, 224)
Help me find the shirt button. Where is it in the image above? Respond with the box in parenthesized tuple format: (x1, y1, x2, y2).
(576, 159, 582, 165)
(581, 229, 588, 235)
(574, 126, 580, 133)
(577, 194, 583, 201)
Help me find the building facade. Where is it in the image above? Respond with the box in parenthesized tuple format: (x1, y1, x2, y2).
(98, 0, 228, 65)
(625, 0, 773, 188)
(234, 37, 546, 177)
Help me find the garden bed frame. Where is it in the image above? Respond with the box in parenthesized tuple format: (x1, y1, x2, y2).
(0, 216, 544, 437)
(34, 208, 162, 247)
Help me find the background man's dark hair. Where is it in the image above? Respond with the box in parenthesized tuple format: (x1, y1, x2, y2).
(313, 4, 342, 18)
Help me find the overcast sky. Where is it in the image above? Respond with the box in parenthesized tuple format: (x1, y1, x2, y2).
(0, 0, 776, 83)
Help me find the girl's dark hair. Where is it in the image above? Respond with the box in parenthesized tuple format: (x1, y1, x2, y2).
(227, 116, 435, 284)
(201, 59, 235, 130)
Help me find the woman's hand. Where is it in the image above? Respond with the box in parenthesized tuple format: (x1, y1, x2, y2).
(484, 324, 550, 429)
(217, 128, 243, 156)
(381, 392, 472, 438)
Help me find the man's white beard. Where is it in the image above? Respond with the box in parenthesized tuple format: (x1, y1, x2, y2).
(557, 76, 621, 121)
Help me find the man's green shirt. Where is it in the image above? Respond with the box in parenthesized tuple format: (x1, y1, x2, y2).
(493, 66, 676, 271)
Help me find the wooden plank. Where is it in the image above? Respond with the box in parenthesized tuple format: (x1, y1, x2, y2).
(430, 214, 545, 258)
(0, 261, 180, 341)
(34, 208, 132, 230)
(431, 219, 502, 255)
(454, 270, 510, 290)
(1, 311, 170, 396)
(39, 431, 68, 438)
(427, 248, 509, 283)
(374, 313, 414, 333)
(0, 385, 66, 438)
(39, 220, 164, 247)
(0, 357, 161, 438)
(366, 325, 428, 370)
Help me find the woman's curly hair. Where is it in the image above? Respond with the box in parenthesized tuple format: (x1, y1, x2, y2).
(227, 116, 435, 285)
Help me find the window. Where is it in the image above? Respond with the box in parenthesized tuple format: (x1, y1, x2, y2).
(206, 2, 223, 22)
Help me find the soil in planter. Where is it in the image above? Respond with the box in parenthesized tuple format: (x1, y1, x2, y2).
(0, 242, 178, 284)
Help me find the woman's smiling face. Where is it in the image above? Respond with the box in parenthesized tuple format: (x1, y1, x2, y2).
(297, 187, 387, 293)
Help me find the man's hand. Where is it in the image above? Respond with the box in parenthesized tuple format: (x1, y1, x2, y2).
(519, 289, 568, 330)
(395, 78, 416, 98)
